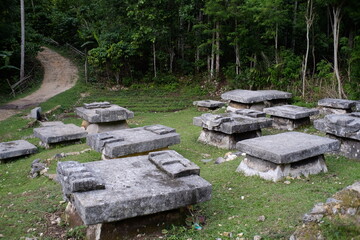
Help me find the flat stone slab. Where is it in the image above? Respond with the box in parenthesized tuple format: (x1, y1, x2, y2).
(57, 150, 212, 225)
(34, 123, 87, 144)
(76, 104, 134, 123)
(0, 140, 37, 160)
(221, 89, 292, 104)
(193, 100, 225, 108)
(314, 113, 360, 141)
(193, 113, 272, 134)
(318, 98, 357, 110)
(234, 109, 266, 118)
(39, 121, 64, 127)
(87, 124, 180, 158)
(236, 132, 340, 164)
(263, 105, 319, 119)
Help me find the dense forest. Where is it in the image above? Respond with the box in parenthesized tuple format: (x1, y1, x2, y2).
(1, 0, 360, 100)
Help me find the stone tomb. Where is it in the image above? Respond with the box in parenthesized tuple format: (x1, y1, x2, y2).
(193, 113, 272, 149)
(193, 100, 225, 111)
(87, 124, 180, 159)
(236, 132, 340, 182)
(318, 98, 357, 115)
(34, 121, 87, 148)
(75, 102, 134, 134)
(0, 140, 37, 162)
(263, 105, 319, 130)
(314, 112, 360, 160)
(57, 150, 212, 239)
(221, 89, 292, 111)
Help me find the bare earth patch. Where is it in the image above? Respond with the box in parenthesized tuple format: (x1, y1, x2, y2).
(0, 47, 78, 121)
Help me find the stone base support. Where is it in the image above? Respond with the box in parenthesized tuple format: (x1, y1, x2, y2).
(236, 154, 328, 182)
(39, 140, 82, 149)
(198, 128, 261, 149)
(271, 116, 310, 131)
(64, 202, 188, 240)
(229, 99, 288, 111)
(197, 106, 220, 111)
(327, 134, 360, 160)
(319, 107, 351, 115)
(84, 120, 129, 134)
(101, 147, 169, 160)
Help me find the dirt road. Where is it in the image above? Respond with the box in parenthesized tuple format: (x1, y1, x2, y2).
(0, 47, 78, 121)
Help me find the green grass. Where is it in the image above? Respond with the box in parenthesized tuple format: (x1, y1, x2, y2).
(1, 47, 360, 239)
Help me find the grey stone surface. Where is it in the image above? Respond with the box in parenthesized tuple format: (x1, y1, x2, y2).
(30, 158, 46, 178)
(84, 102, 111, 109)
(39, 121, 64, 127)
(87, 124, 180, 158)
(148, 150, 200, 178)
(263, 105, 319, 119)
(318, 98, 357, 110)
(57, 161, 105, 200)
(34, 123, 87, 144)
(56, 151, 212, 225)
(0, 140, 37, 160)
(31, 107, 41, 120)
(198, 128, 261, 149)
(234, 109, 266, 118)
(221, 89, 292, 104)
(236, 132, 340, 164)
(76, 104, 134, 123)
(314, 113, 360, 141)
(236, 154, 328, 182)
(193, 113, 272, 134)
(193, 100, 225, 109)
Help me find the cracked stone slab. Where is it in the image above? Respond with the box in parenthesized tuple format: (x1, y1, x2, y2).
(76, 104, 134, 123)
(56, 151, 212, 225)
(318, 98, 357, 110)
(193, 100, 225, 108)
(263, 105, 319, 119)
(236, 132, 340, 164)
(314, 113, 360, 141)
(34, 123, 87, 144)
(83, 102, 111, 109)
(221, 89, 292, 104)
(87, 124, 180, 158)
(193, 113, 272, 134)
(0, 140, 37, 160)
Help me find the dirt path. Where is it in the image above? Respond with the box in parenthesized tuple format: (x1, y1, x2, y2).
(0, 47, 78, 121)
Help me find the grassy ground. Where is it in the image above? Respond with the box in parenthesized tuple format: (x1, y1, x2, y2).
(0, 48, 360, 240)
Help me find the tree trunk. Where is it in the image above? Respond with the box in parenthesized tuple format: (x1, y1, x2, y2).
(302, 0, 314, 98)
(153, 40, 157, 78)
(331, 5, 343, 98)
(169, 47, 175, 73)
(84, 48, 88, 84)
(235, 43, 240, 75)
(215, 21, 220, 77)
(275, 23, 279, 65)
(20, 0, 25, 81)
(210, 30, 215, 78)
(196, 46, 200, 73)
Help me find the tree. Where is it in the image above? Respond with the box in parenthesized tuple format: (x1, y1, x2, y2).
(20, 0, 25, 80)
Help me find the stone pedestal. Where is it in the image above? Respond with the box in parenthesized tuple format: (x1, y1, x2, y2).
(87, 124, 180, 158)
(33, 122, 87, 148)
(57, 151, 211, 239)
(221, 89, 292, 111)
(193, 113, 272, 149)
(0, 140, 37, 162)
(236, 132, 340, 181)
(76, 102, 134, 133)
(263, 105, 319, 130)
(318, 98, 357, 115)
(193, 100, 225, 111)
(314, 113, 360, 160)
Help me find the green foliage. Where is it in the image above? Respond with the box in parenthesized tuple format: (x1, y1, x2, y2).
(66, 226, 86, 239)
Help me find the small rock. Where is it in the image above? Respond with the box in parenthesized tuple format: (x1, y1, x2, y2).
(257, 215, 266, 222)
(215, 157, 225, 164)
(325, 198, 342, 204)
(346, 208, 357, 215)
(202, 153, 211, 158)
(310, 203, 326, 214)
(241, 196, 245, 200)
(0, 234, 4, 238)
(254, 235, 262, 240)
(303, 213, 323, 223)
(284, 180, 291, 184)
(224, 152, 237, 161)
(241, 153, 246, 156)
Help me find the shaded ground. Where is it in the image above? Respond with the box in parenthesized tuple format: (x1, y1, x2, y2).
(0, 47, 78, 121)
